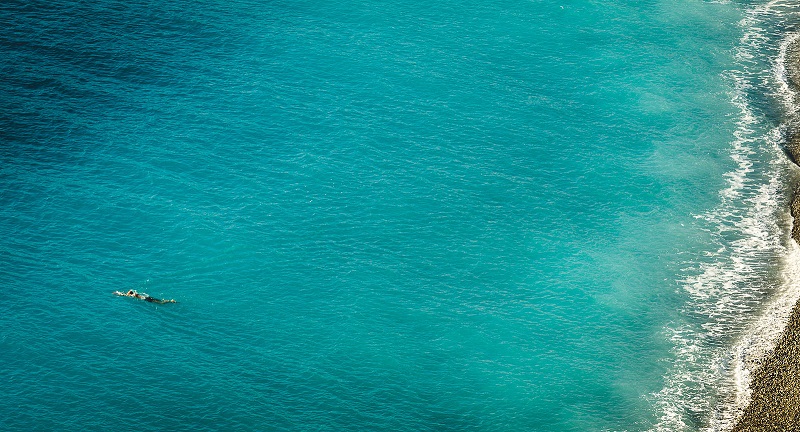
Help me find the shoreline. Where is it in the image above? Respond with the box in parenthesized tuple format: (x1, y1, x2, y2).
(729, 37, 800, 432)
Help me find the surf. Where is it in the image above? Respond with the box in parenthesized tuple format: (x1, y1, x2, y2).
(651, 2, 800, 430)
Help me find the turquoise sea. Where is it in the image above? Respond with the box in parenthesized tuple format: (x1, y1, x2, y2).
(4, 0, 800, 430)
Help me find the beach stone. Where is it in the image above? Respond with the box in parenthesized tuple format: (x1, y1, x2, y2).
(792, 189, 800, 244)
(786, 38, 800, 89)
(732, 41, 800, 423)
(731, 297, 800, 431)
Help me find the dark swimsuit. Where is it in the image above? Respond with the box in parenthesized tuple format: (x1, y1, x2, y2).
(144, 296, 172, 304)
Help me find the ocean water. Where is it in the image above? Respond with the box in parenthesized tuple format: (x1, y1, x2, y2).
(3, 0, 800, 430)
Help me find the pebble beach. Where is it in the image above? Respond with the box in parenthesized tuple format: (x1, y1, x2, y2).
(732, 38, 800, 432)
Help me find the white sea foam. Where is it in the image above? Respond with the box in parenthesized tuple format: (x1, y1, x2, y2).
(649, 2, 800, 431)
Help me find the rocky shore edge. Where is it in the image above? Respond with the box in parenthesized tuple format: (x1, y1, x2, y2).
(730, 38, 800, 432)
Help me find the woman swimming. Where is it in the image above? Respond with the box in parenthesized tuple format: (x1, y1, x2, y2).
(113, 289, 176, 304)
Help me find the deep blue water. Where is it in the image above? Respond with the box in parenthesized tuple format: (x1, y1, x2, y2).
(3, 1, 800, 431)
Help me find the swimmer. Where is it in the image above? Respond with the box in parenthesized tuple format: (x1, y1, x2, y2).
(113, 289, 176, 304)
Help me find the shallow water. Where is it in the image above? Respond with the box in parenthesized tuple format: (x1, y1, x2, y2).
(2, 0, 800, 430)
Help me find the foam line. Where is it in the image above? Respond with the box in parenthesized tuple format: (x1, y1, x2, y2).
(648, 2, 800, 430)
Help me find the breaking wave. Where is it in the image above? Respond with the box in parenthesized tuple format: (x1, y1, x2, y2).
(650, 2, 800, 431)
